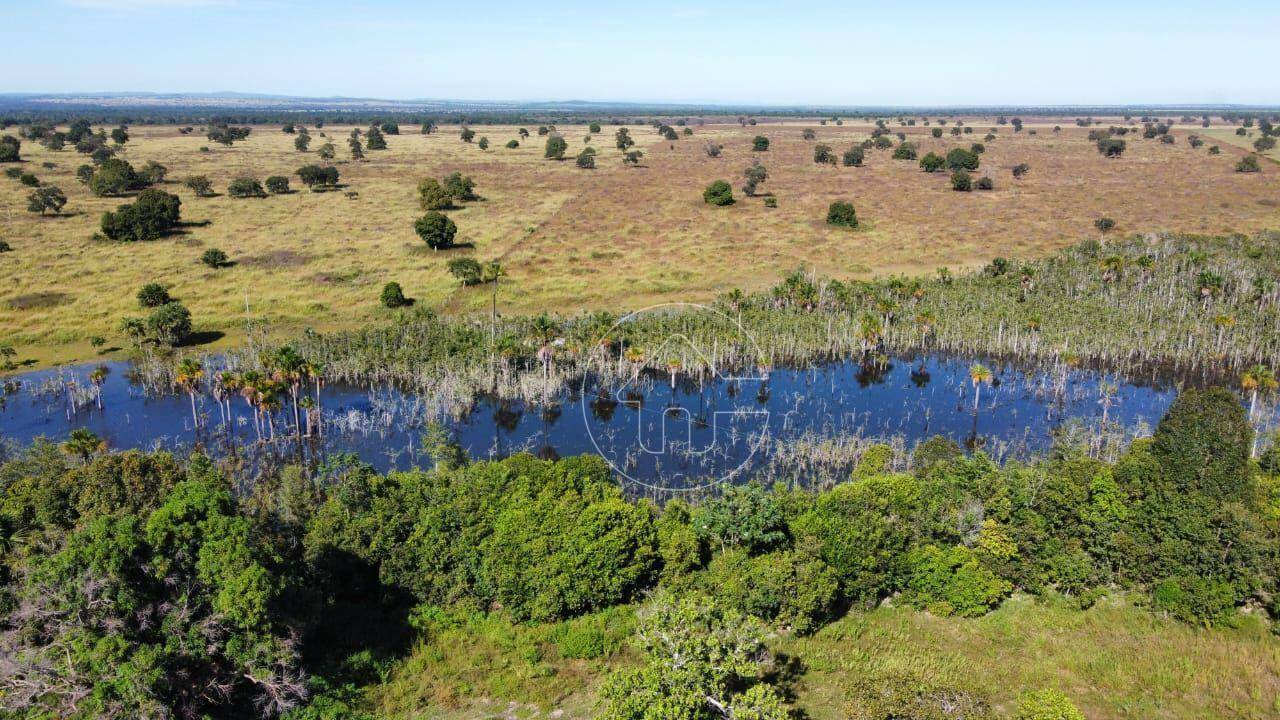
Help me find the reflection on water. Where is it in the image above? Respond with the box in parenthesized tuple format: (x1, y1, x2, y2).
(0, 352, 1260, 488)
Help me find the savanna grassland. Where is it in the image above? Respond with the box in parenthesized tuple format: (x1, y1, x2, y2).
(2, 116, 1278, 367)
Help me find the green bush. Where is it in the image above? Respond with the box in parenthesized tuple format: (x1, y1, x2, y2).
(227, 177, 265, 198)
(826, 201, 858, 228)
(201, 248, 229, 268)
(946, 147, 980, 171)
(101, 189, 181, 241)
(1014, 689, 1085, 720)
(381, 281, 407, 307)
(264, 175, 290, 194)
(903, 544, 1012, 617)
(703, 180, 735, 206)
(951, 170, 973, 191)
(137, 282, 171, 307)
(919, 152, 945, 172)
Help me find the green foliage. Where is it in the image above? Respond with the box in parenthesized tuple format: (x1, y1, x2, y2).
(89, 157, 142, 196)
(845, 671, 996, 720)
(414, 211, 457, 250)
(27, 185, 67, 215)
(826, 200, 858, 228)
(100, 188, 181, 241)
(946, 147, 980, 171)
(416, 177, 452, 210)
(146, 301, 192, 345)
(597, 591, 785, 720)
(843, 146, 864, 166)
(903, 544, 1012, 617)
(544, 135, 568, 159)
(919, 152, 945, 172)
(702, 546, 839, 634)
(265, 175, 290, 194)
(201, 247, 229, 268)
(693, 482, 786, 554)
(951, 169, 973, 191)
(752, 135, 769, 151)
(136, 282, 171, 307)
(1014, 689, 1086, 720)
(228, 176, 266, 198)
(703, 179, 735, 206)
(793, 473, 919, 605)
(446, 256, 483, 286)
(380, 281, 407, 308)
(0, 134, 20, 162)
(576, 147, 596, 168)
(1151, 387, 1251, 499)
(813, 143, 836, 164)
(1236, 154, 1261, 173)
(893, 142, 919, 160)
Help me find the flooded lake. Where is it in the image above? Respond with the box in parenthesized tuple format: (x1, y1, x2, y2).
(0, 352, 1259, 490)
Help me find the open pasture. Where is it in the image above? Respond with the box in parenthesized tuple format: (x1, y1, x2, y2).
(2, 115, 1278, 365)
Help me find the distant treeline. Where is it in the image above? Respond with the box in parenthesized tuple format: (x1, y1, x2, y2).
(1, 98, 1279, 127)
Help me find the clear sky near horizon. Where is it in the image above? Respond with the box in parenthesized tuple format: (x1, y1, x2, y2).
(4, 0, 1275, 106)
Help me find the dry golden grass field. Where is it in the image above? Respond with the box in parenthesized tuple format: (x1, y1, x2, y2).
(2, 116, 1279, 366)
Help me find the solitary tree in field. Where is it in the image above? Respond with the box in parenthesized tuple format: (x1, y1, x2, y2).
(813, 144, 836, 165)
(349, 136, 365, 160)
(1012, 163, 1030, 179)
(317, 142, 335, 160)
(415, 211, 457, 250)
(365, 126, 387, 150)
(1097, 138, 1126, 158)
(1236, 155, 1261, 173)
(294, 134, 310, 152)
(752, 135, 769, 151)
(623, 150, 644, 166)
(576, 148, 596, 168)
(742, 161, 767, 196)
(826, 201, 858, 228)
(187, 175, 214, 196)
(615, 127, 633, 151)
(460, 127, 475, 143)
(1094, 217, 1116, 235)
(589, 122, 602, 133)
(802, 128, 816, 140)
(842, 146, 864, 166)
(545, 135, 568, 159)
(703, 180, 734, 206)
(27, 185, 67, 215)
(950, 170, 973, 191)
(919, 152, 945, 173)
(478, 137, 490, 150)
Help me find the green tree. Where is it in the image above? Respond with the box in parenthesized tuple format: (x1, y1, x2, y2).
(752, 135, 769, 151)
(27, 185, 67, 215)
(414, 211, 458, 250)
(843, 146, 865, 166)
(826, 200, 858, 228)
(381, 281, 407, 307)
(100, 189, 182, 241)
(136, 282, 171, 307)
(264, 175, 289, 194)
(417, 177, 453, 210)
(545, 135, 568, 159)
(951, 169, 973, 191)
(227, 177, 265, 198)
(146, 301, 192, 345)
(703, 180, 735, 206)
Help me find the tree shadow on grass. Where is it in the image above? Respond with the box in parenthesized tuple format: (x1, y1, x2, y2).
(180, 330, 225, 348)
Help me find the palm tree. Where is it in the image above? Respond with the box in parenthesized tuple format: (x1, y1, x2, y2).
(174, 358, 204, 428)
(88, 365, 109, 410)
(305, 358, 325, 438)
(268, 345, 308, 445)
(62, 428, 106, 463)
(969, 363, 993, 412)
(239, 370, 264, 441)
(1241, 365, 1277, 457)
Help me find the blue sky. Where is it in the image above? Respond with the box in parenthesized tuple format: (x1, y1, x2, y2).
(4, 0, 1275, 105)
